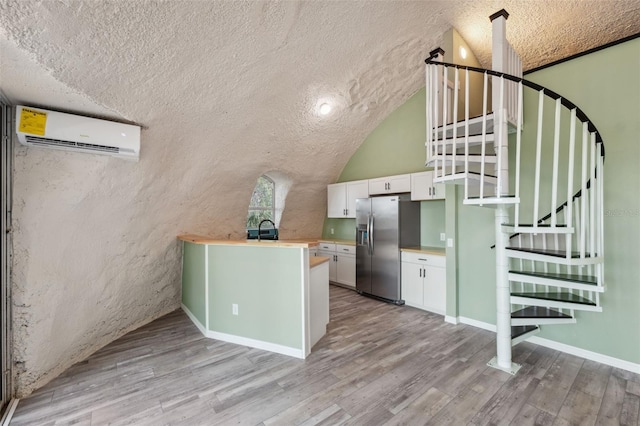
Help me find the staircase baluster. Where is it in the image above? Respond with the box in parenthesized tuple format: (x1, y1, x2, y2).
(553, 227, 560, 274)
(452, 68, 460, 178)
(589, 133, 596, 258)
(580, 123, 589, 259)
(533, 90, 545, 230)
(551, 98, 562, 226)
(424, 64, 433, 163)
(566, 109, 577, 257)
(464, 69, 470, 200)
(496, 76, 505, 197)
(574, 198, 581, 261)
(514, 81, 523, 227)
(597, 143, 605, 285)
(480, 72, 489, 200)
(442, 65, 448, 179)
(433, 66, 440, 177)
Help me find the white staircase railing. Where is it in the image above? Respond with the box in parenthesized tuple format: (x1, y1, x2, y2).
(423, 10, 605, 375)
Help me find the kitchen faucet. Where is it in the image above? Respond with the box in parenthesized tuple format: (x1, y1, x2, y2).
(258, 219, 276, 241)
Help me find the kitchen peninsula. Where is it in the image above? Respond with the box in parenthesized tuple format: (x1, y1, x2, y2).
(178, 235, 328, 359)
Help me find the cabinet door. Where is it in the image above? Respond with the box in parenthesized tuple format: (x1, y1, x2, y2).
(432, 182, 446, 200)
(319, 251, 337, 282)
(345, 180, 369, 218)
(327, 183, 347, 218)
(387, 174, 411, 193)
(401, 261, 423, 308)
(423, 265, 446, 314)
(368, 177, 388, 195)
(336, 253, 355, 288)
(410, 171, 433, 201)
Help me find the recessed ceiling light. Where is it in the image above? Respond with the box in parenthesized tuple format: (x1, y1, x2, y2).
(459, 46, 467, 59)
(319, 103, 332, 116)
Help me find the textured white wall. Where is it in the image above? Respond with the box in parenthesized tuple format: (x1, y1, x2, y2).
(1, 0, 638, 397)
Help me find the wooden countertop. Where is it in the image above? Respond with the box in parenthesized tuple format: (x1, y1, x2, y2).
(178, 234, 319, 248)
(318, 238, 356, 246)
(310, 256, 330, 268)
(401, 246, 446, 256)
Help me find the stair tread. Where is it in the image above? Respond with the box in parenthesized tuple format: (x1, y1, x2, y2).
(467, 171, 498, 178)
(511, 325, 539, 339)
(468, 195, 516, 199)
(511, 306, 573, 319)
(507, 247, 595, 259)
(511, 291, 596, 306)
(503, 223, 568, 227)
(510, 270, 598, 285)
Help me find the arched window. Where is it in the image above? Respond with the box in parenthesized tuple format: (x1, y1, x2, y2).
(246, 172, 293, 230)
(247, 175, 275, 229)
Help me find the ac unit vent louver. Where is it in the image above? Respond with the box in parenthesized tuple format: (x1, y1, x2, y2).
(16, 106, 141, 161)
(25, 136, 121, 154)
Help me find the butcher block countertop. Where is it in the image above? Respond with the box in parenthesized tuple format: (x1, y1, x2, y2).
(401, 246, 446, 256)
(178, 234, 319, 248)
(318, 238, 356, 246)
(310, 256, 330, 268)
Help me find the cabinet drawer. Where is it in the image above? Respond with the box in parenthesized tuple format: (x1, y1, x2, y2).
(318, 242, 336, 251)
(336, 244, 355, 255)
(401, 251, 446, 267)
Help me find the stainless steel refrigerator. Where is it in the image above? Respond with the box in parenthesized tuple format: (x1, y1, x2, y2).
(355, 194, 421, 304)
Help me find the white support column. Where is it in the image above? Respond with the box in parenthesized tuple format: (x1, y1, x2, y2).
(490, 9, 510, 197)
(487, 9, 520, 375)
(488, 205, 521, 375)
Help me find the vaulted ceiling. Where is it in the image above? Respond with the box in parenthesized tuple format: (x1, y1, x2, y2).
(1, 0, 639, 396)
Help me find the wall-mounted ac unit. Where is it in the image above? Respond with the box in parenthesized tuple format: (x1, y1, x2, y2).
(15, 105, 141, 161)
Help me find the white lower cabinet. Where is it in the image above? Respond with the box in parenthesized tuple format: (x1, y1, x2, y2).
(318, 242, 356, 289)
(401, 251, 446, 315)
(336, 245, 356, 288)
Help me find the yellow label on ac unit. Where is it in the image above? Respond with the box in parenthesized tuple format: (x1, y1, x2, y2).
(19, 108, 47, 136)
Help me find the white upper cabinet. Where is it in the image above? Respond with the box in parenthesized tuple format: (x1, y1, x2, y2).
(327, 180, 369, 218)
(410, 171, 445, 201)
(368, 174, 411, 195)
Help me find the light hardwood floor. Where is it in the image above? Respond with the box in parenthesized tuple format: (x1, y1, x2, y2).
(11, 285, 640, 425)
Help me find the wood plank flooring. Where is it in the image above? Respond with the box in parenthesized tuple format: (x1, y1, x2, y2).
(11, 285, 640, 425)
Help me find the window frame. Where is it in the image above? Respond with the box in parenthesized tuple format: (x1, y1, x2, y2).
(246, 175, 276, 229)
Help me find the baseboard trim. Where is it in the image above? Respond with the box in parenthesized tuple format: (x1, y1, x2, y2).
(527, 336, 640, 374)
(1, 399, 19, 426)
(444, 315, 459, 325)
(458, 316, 497, 332)
(181, 304, 304, 359)
(206, 330, 304, 359)
(181, 304, 208, 336)
(449, 315, 640, 374)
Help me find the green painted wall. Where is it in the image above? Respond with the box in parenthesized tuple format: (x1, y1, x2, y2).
(338, 89, 427, 182)
(322, 36, 640, 364)
(521, 38, 640, 363)
(207, 245, 303, 349)
(181, 242, 206, 325)
(321, 88, 446, 248)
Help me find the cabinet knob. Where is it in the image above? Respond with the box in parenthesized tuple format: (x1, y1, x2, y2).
(429, 187, 432, 196)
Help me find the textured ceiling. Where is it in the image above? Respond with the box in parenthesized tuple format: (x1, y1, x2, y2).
(0, 0, 639, 396)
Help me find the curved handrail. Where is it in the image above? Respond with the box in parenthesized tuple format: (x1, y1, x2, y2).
(425, 59, 607, 247)
(424, 58, 605, 155)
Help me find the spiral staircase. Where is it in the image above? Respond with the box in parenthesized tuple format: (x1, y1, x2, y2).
(425, 10, 605, 374)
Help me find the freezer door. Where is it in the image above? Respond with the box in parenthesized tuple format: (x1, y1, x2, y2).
(355, 198, 372, 295)
(370, 196, 401, 301)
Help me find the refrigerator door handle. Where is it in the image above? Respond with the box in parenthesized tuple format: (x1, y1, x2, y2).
(369, 215, 375, 255)
(368, 214, 371, 254)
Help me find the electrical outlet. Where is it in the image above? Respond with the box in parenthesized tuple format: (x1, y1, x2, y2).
(440, 232, 446, 241)
(232, 304, 238, 316)
(330, 228, 334, 235)
(447, 238, 454, 248)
